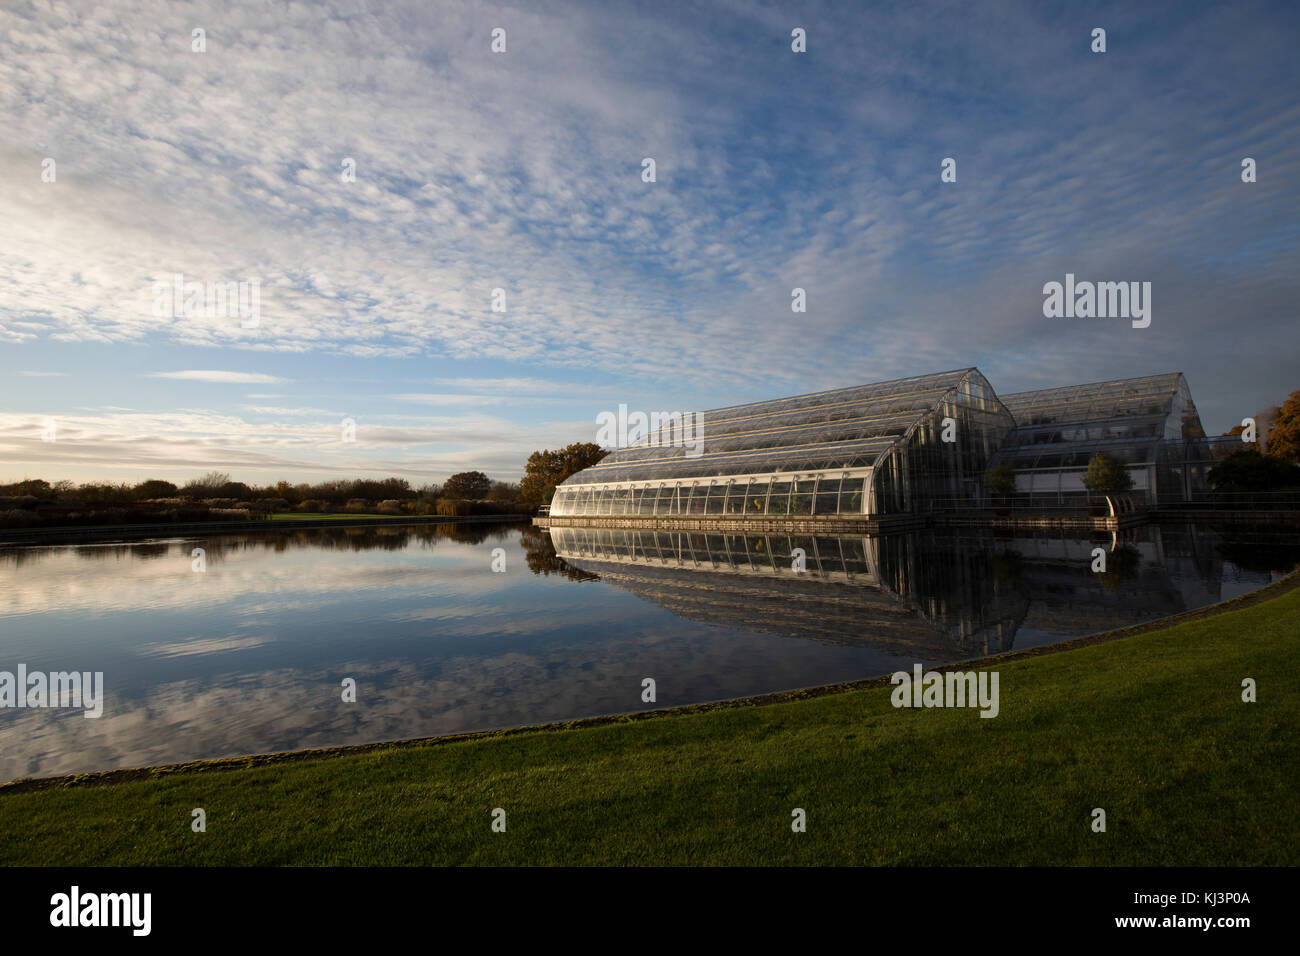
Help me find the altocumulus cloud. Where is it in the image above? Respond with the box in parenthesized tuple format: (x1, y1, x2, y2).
(0, 0, 1297, 473)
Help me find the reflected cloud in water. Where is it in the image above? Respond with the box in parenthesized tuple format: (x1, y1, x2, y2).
(0, 520, 1294, 780)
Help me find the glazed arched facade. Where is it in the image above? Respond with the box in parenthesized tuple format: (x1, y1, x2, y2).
(550, 368, 1017, 518)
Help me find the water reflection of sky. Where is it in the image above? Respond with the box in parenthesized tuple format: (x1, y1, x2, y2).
(0, 521, 1292, 781)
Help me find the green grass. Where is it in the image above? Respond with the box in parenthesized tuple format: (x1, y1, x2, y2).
(2, 587, 1297, 866)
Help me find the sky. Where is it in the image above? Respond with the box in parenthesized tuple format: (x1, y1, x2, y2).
(2, 0, 1297, 486)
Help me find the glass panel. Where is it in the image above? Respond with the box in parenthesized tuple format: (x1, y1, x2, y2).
(791, 479, 815, 515)
(706, 483, 727, 514)
(686, 484, 707, 515)
(725, 480, 748, 514)
(814, 477, 840, 515)
(813, 492, 839, 515)
(768, 480, 791, 515)
(744, 482, 769, 514)
(839, 477, 865, 514)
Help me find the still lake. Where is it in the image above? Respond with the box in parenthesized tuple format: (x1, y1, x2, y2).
(1, 520, 1295, 781)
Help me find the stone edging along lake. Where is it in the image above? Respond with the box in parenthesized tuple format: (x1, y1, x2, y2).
(3, 565, 1296, 797)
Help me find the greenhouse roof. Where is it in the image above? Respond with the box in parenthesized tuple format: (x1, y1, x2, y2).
(562, 368, 981, 484)
(999, 373, 1185, 427)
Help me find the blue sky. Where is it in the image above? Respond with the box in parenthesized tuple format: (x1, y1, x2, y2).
(2, 0, 1297, 485)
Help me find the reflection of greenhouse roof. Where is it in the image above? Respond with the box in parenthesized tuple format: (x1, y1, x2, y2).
(550, 527, 1025, 657)
(573, 562, 960, 653)
(563, 368, 980, 484)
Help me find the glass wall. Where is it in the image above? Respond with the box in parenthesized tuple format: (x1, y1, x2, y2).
(870, 370, 1017, 515)
(551, 368, 1018, 518)
(548, 368, 1204, 516)
(550, 469, 876, 518)
(994, 373, 1208, 506)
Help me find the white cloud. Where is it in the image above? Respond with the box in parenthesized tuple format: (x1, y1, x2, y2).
(0, 0, 1296, 448)
(0, 406, 591, 483)
(387, 393, 509, 406)
(147, 370, 288, 384)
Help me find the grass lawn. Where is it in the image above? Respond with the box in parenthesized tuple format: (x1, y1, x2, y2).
(1, 584, 1296, 866)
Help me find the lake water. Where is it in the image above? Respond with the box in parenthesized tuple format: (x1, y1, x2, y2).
(0, 520, 1295, 781)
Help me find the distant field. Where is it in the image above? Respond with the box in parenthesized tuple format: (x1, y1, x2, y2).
(267, 512, 403, 520)
(1, 580, 1296, 866)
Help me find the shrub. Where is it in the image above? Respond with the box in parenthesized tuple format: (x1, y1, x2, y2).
(1, 479, 52, 498)
(132, 479, 178, 500)
(442, 471, 492, 500)
(0, 509, 37, 528)
(1209, 449, 1300, 493)
(208, 508, 253, 520)
(376, 499, 404, 515)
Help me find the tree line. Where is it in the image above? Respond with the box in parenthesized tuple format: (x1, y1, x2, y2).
(0, 442, 610, 529)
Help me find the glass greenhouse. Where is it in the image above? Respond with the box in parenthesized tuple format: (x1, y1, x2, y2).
(993, 373, 1211, 504)
(549, 368, 1016, 518)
